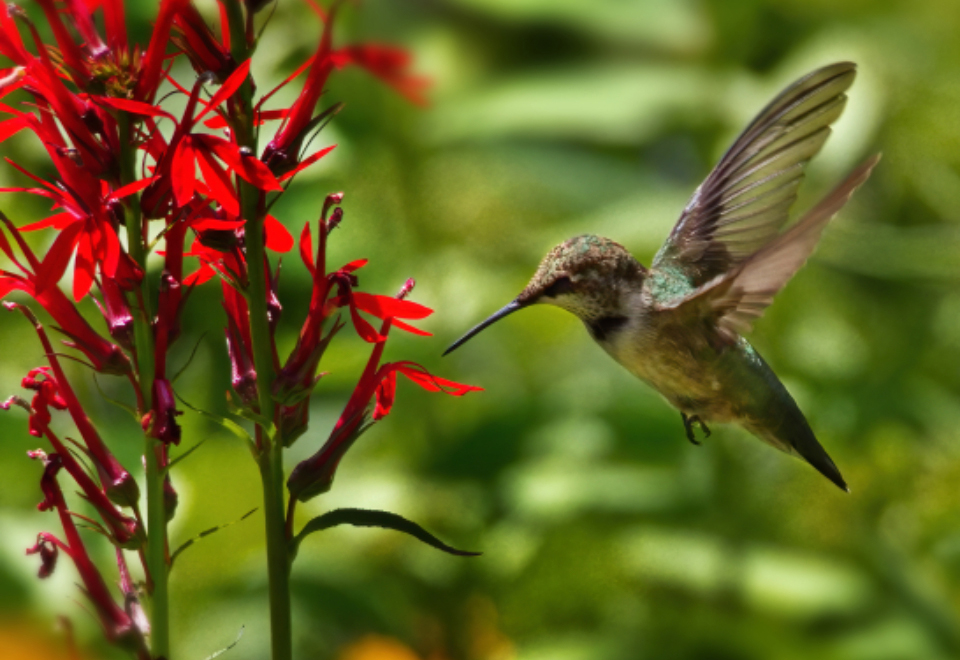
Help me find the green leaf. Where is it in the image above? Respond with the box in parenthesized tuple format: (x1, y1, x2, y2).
(225, 390, 275, 435)
(291, 508, 481, 560)
(167, 439, 207, 470)
(170, 508, 258, 567)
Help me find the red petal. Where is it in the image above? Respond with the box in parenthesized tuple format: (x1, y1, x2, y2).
(137, 0, 190, 101)
(339, 44, 430, 106)
(352, 292, 432, 320)
(5, 158, 59, 193)
(264, 215, 294, 253)
(196, 59, 252, 123)
(278, 145, 336, 181)
(217, 0, 231, 50)
(183, 263, 216, 286)
(372, 370, 397, 420)
(340, 259, 368, 274)
(101, 222, 121, 278)
(94, 96, 177, 121)
(35, 222, 83, 293)
(171, 138, 197, 206)
(195, 149, 240, 215)
(0, 116, 25, 141)
(256, 59, 313, 113)
(195, 134, 282, 192)
(110, 176, 160, 200)
(73, 237, 95, 301)
(101, 0, 127, 53)
(348, 300, 385, 343)
(390, 319, 432, 336)
(299, 222, 314, 272)
(394, 362, 483, 395)
(19, 212, 74, 232)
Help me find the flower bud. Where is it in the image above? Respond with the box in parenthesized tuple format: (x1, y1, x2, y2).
(152, 379, 182, 445)
(26, 533, 59, 579)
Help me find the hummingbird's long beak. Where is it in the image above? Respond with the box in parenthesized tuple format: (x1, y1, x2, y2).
(443, 299, 525, 356)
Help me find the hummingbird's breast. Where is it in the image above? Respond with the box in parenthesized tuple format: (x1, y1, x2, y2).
(589, 291, 758, 424)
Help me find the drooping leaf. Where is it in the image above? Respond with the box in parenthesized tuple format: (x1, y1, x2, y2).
(291, 507, 481, 559)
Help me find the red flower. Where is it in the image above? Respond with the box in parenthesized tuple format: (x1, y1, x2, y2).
(5, 303, 139, 508)
(288, 279, 481, 502)
(8, 364, 142, 549)
(172, 3, 236, 83)
(223, 280, 258, 406)
(0, 219, 130, 374)
(261, 4, 428, 177)
(27, 451, 144, 650)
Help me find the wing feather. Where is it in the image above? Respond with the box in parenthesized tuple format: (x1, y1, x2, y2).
(653, 62, 858, 287)
(660, 155, 880, 340)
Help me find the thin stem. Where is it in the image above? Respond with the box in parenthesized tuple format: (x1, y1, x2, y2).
(260, 433, 292, 660)
(118, 113, 168, 659)
(224, 2, 292, 658)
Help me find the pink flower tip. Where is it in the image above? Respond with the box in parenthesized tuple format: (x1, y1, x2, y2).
(397, 279, 415, 300)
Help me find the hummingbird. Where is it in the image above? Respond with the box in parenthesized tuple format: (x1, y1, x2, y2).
(444, 62, 881, 492)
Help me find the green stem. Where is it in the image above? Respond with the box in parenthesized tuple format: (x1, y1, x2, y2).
(224, 3, 292, 658)
(118, 114, 168, 659)
(260, 437, 292, 660)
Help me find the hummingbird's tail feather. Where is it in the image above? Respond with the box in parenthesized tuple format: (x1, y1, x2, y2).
(754, 406, 849, 492)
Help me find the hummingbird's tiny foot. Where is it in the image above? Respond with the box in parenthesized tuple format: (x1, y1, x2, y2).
(697, 417, 712, 438)
(681, 413, 702, 446)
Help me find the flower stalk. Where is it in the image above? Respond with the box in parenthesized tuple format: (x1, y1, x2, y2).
(222, 2, 292, 656)
(118, 110, 169, 659)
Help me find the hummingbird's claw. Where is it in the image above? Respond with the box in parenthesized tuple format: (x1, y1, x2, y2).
(681, 413, 710, 445)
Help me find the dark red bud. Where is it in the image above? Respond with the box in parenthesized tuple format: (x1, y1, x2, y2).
(327, 207, 343, 232)
(26, 534, 59, 579)
(151, 379, 182, 446)
(321, 192, 344, 221)
(95, 277, 134, 350)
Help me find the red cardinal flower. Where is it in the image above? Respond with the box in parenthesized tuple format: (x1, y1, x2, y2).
(5, 303, 139, 508)
(288, 279, 481, 502)
(0, 219, 130, 374)
(27, 451, 145, 650)
(261, 4, 427, 177)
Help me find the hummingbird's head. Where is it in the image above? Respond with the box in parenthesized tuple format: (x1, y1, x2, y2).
(444, 234, 645, 355)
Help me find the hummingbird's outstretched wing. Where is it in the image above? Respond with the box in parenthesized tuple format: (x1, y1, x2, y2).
(652, 62, 857, 291)
(660, 155, 879, 341)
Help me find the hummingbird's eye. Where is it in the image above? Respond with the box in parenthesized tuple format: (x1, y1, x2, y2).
(542, 276, 574, 298)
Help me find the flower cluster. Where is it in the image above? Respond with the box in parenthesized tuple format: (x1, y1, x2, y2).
(0, 1, 474, 657)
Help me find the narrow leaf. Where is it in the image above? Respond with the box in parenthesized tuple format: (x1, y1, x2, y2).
(170, 508, 257, 566)
(167, 439, 206, 470)
(293, 507, 480, 558)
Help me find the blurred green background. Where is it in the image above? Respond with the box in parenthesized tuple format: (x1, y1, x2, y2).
(2, 0, 960, 658)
